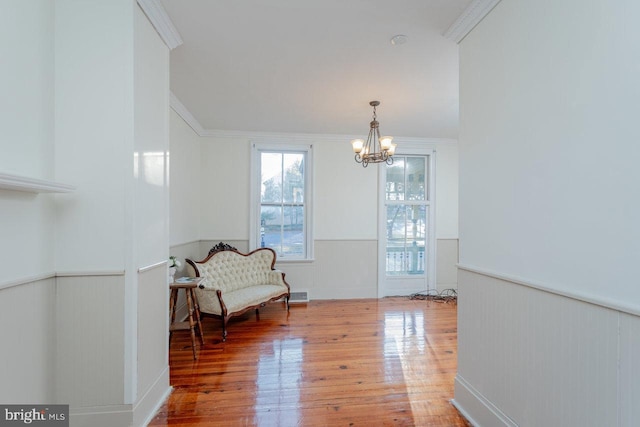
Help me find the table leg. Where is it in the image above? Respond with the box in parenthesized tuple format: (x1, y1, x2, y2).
(169, 288, 179, 344)
(185, 288, 198, 359)
(190, 288, 205, 345)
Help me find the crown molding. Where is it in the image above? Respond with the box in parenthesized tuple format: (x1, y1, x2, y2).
(443, 0, 502, 43)
(170, 92, 205, 136)
(137, 0, 183, 50)
(201, 129, 456, 145)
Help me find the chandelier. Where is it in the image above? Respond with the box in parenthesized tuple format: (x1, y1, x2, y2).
(351, 101, 396, 167)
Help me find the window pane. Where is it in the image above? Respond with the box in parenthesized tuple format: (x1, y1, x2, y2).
(385, 205, 427, 276)
(386, 158, 405, 201)
(261, 153, 282, 203)
(260, 205, 282, 251)
(283, 153, 304, 203)
(282, 206, 304, 257)
(406, 157, 425, 201)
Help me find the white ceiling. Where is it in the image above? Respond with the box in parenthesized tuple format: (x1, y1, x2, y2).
(159, 0, 473, 139)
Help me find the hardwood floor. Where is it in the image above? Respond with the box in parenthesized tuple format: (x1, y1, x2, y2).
(149, 297, 470, 426)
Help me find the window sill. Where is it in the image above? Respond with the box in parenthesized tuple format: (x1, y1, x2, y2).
(275, 258, 315, 264)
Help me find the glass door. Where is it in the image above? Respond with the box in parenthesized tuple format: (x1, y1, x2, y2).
(378, 153, 435, 297)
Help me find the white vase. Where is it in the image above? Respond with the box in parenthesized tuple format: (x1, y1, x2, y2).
(169, 266, 177, 283)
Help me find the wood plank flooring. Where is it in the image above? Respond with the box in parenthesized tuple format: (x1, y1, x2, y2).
(149, 297, 470, 426)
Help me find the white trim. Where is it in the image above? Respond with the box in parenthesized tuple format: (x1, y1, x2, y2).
(138, 260, 167, 273)
(458, 263, 640, 317)
(204, 128, 457, 145)
(0, 271, 127, 291)
(169, 239, 201, 248)
(136, 0, 183, 50)
(378, 149, 436, 297)
(133, 367, 172, 427)
(69, 404, 134, 427)
(443, 0, 502, 43)
(249, 142, 314, 261)
(0, 272, 55, 291)
(170, 92, 205, 136)
(452, 375, 517, 427)
(55, 270, 125, 277)
(0, 172, 75, 193)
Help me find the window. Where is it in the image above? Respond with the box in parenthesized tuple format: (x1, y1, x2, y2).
(250, 143, 313, 260)
(384, 156, 429, 276)
(377, 150, 436, 297)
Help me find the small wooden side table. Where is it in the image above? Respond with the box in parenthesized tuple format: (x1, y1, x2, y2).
(169, 278, 205, 359)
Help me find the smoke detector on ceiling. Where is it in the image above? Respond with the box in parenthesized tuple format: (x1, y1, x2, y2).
(390, 34, 408, 45)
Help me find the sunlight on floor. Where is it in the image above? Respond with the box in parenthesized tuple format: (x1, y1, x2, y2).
(385, 310, 428, 417)
(255, 338, 303, 425)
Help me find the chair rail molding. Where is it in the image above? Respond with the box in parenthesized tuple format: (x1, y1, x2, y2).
(443, 0, 502, 43)
(0, 172, 75, 193)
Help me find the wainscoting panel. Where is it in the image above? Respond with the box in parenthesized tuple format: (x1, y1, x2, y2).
(312, 240, 378, 299)
(455, 269, 620, 427)
(198, 240, 378, 300)
(436, 238, 458, 291)
(56, 275, 125, 407)
(0, 277, 56, 403)
(136, 264, 170, 416)
(191, 239, 458, 300)
(620, 312, 640, 425)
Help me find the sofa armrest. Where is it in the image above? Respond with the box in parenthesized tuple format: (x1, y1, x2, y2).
(268, 270, 286, 286)
(197, 277, 216, 290)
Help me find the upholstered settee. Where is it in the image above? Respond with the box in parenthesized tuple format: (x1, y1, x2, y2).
(186, 247, 290, 341)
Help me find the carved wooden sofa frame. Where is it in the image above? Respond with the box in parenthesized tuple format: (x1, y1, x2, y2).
(186, 246, 290, 341)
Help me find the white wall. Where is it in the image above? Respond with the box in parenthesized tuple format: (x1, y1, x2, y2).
(0, 0, 56, 284)
(0, 0, 54, 180)
(54, 0, 134, 272)
(133, 4, 171, 423)
(199, 136, 251, 240)
(169, 109, 201, 246)
(455, 0, 640, 425)
(0, 0, 57, 404)
(2, 2, 170, 424)
(53, 3, 135, 420)
(458, 0, 640, 310)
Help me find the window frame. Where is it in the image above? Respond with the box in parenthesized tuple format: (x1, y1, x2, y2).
(377, 146, 436, 297)
(250, 141, 314, 261)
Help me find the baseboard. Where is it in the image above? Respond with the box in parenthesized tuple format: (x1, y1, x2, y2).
(69, 367, 171, 427)
(69, 404, 133, 427)
(133, 366, 172, 427)
(452, 375, 517, 427)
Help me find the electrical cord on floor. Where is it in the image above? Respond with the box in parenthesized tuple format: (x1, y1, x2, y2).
(409, 288, 457, 304)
